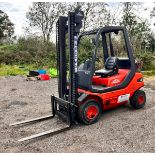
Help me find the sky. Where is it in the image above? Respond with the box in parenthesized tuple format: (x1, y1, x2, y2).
(0, 2, 155, 38)
(0, 2, 32, 37)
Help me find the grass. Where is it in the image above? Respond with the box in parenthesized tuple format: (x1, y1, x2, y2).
(0, 64, 58, 77)
(0, 63, 154, 77)
(0, 64, 36, 76)
(142, 70, 155, 77)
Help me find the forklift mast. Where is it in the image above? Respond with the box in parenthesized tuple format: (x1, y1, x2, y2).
(56, 12, 83, 100)
(56, 16, 68, 99)
(56, 11, 84, 123)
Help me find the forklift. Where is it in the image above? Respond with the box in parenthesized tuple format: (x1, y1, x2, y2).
(10, 11, 146, 142)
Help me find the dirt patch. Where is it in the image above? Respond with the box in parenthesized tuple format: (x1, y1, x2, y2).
(9, 101, 28, 108)
(144, 76, 155, 90)
(0, 75, 155, 153)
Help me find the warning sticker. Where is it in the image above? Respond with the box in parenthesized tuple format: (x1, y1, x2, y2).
(118, 94, 130, 103)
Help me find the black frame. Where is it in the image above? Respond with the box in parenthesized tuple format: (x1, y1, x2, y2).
(56, 16, 68, 99)
(78, 26, 136, 93)
(55, 11, 84, 124)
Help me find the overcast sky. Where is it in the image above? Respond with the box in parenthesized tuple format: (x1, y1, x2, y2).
(0, 2, 155, 37)
(0, 2, 32, 37)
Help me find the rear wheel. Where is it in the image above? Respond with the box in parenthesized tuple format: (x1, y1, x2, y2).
(78, 100, 102, 125)
(130, 90, 146, 109)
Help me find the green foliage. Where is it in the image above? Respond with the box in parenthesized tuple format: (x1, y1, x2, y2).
(136, 52, 154, 70)
(0, 36, 56, 68)
(17, 37, 55, 52)
(143, 70, 155, 76)
(0, 44, 18, 51)
(78, 36, 95, 64)
(0, 50, 32, 65)
(120, 3, 151, 53)
(0, 64, 31, 76)
(26, 2, 67, 42)
(0, 64, 58, 77)
(0, 10, 14, 41)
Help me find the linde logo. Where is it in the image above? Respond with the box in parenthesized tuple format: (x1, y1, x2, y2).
(111, 79, 120, 84)
(74, 36, 78, 72)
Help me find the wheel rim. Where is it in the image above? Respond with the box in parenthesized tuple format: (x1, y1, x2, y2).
(138, 95, 144, 105)
(86, 106, 98, 120)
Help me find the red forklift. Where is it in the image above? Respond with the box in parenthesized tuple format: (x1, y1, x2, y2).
(11, 11, 146, 141)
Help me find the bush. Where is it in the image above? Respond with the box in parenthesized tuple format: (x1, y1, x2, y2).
(0, 36, 57, 68)
(0, 51, 33, 65)
(17, 37, 55, 53)
(0, 44, 18, 52)
(136, 52, 154, 70)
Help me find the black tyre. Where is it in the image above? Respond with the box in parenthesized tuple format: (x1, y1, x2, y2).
(78, 100, 102, 125)
(130, 90, 146, 109)
(29, 70, 39, 77)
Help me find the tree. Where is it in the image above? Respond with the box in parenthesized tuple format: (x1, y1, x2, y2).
(26, 2, 67, 42)
(120, 2, 151, 53)
(150, 3, 155, 17)
(68, 2, 95, 31)
(68, 2, 108, 31)
(88, 2, 109, 29)
(0, 10, 14, 42)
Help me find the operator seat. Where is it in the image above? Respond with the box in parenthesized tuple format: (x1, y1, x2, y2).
(95, 57, 118, 77)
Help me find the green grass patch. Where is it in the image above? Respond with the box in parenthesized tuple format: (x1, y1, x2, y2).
(0, 64, 36, 76)
(0, 64, 58, 77)
(142, 70, 155, 76)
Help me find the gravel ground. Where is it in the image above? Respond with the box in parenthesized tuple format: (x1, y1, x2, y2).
(0, 75, 155, 153)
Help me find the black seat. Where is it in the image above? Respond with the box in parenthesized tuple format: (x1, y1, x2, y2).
(95, 57, 118, 77)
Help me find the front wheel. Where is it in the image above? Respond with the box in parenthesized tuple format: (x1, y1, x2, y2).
(78, 100, 102, 125)
(130, 90, 146, 109)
